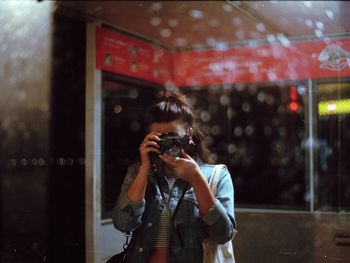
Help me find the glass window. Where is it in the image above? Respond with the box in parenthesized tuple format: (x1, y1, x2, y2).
(184, 84, 307, 209)
(316, 81, 350, 211)
(101, 74, 160, 218)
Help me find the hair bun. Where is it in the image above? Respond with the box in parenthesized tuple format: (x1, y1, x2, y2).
(158, 90, 190, 106)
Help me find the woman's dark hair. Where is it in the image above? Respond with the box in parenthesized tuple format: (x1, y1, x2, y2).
(147, 90, 213, 164)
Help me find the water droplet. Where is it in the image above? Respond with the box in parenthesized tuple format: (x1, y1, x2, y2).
(277, 34, 290, 46)
(21, 159, 27, 166)
(227, 144, 237, 154)
(222, 3, 233, 12)
(113, 105, 122, 114)
(167, 18, 179, 28)
(67, 158, 73, 166)
(305, 19, 313, 28)
(58, 158, 66, 166)
(38, 158, 45, 166)
(200, 111, 211, 122)
(256, 23, 266, 32)
(190, 9, 205, 19)
(208, 18, 220, 28)
(267, 34, 276, 43)
(242, 102, 251, 113)
(150, 2, 162, 12)
(315, 21, 324, 30)
(245, 125, 254, 136)
(129, 89, 138, 99)
(325, 10, 334, 20)
(150, 17, 161, 26)
(234, 127, 243, 137)
(232, 17, 241, 26)
(257, 91, 266, 103)
(160, 28, 171, 38)
(174, 37, 188, 47)
(315, 29, 323, 37)
(303, 1, 312, 8)
(219, 95, 230, 106)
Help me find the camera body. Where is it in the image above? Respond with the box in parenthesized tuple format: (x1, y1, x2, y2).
(150, 131, 196, 159)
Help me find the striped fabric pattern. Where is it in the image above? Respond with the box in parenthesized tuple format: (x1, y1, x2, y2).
(153, 204, 171, 247)
(153, 177, 176, 248)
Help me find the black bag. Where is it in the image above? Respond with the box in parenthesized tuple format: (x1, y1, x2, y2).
(106, 232, 130, 263)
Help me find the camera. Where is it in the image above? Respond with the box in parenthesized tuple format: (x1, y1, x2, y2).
(150, 132, 196, 160)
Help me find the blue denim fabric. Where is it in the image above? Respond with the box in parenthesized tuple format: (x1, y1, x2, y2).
(111, 162, 236, 263)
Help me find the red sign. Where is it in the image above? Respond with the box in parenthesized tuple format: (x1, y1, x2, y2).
(96, 26, 350, 87)
(172, 39, 350, 86)
(96, 27, 172, 84)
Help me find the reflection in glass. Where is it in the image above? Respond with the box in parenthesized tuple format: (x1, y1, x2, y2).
(317, 82, 350, 211)
(184, 84, 307, 209)
(101, 75, 160, 219)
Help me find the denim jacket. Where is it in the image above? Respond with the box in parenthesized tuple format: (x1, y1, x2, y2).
(111, 162, 236, 263)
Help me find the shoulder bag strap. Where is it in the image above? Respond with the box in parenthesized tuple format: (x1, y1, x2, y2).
(208, 165, 224, 195)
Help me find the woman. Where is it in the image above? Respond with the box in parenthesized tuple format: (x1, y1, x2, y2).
(112, 90, 236, 263)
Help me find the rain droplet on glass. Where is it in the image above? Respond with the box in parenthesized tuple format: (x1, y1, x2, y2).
(232, 17, 241, 26)
(325, 10, 334, 20)
(190, 9, 205, 19)
(315, 21, 324, 30)
(219, 95, 230, 106)
(113, 105, 122, 114)
(222, 3, 234, 12)
(160, 28, 172, 38)
(227, 144, 237, 154)
(256, 23, 266, 32)
(305, 19, 313, 28)
(167, 18, 179, 28)
(21, 159, 28, 166)
(150, 2, 162, 12)
(200, 111, 211, 122)
(150, 17, 161, 26)
(208, 18, 220, 28)
(303, 1, 312, 8)
(315, 29, 323, 37)
(234, 127, 243, 137)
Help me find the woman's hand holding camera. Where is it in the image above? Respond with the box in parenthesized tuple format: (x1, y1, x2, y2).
(159, 149, 203, 185)
(127, 132, 161, 202)
(139, 132, 161, 171)
(159, 150, 216, 215)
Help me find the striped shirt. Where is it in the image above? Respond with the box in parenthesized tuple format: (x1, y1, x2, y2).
(153, 176, 176, 248)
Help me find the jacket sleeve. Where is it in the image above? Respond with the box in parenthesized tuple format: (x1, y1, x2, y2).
(201, 165, 237, 244)
(111, 164, 146, 233)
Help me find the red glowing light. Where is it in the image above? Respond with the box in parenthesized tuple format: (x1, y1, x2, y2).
(289, 102, 298, 111)
(290, 86, 298, 100)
